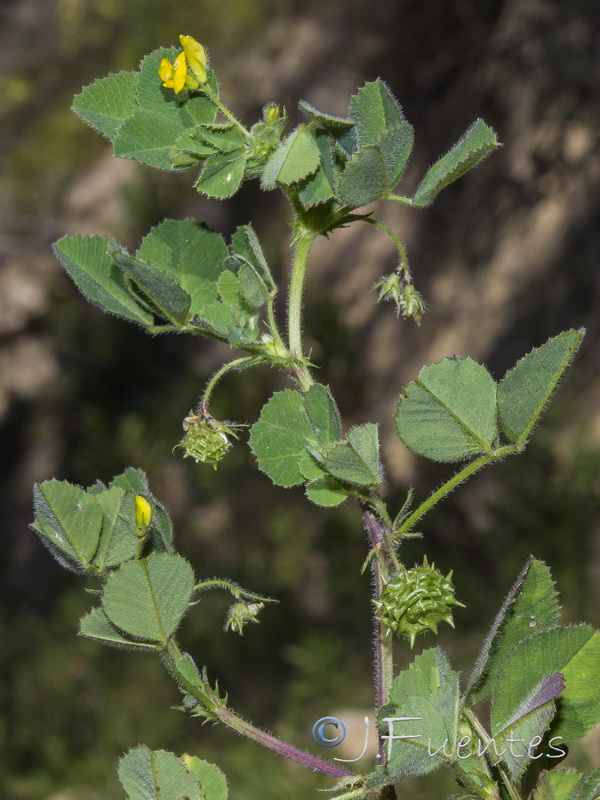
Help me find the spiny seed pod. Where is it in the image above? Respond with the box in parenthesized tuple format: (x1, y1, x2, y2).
(375, 558, 465, 647)
(175, 410, 243, 469)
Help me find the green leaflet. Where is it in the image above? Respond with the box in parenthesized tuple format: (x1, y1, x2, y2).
(92, 487, 138, 570)
(492, 672, 563, 779)
(230, 224, 275, 294)
(110, 249, 192, 326)
(411, 119, 499, 207)
(466, 557, 561, 704)
(323, 424, 382, 486)
(349, 79, 407, 146)
(248, 390, 316, 487)
(304, 476, 348, 507)
(532, 770, 596, 800)
(72, 71, 137, 140)
(299, 99, 355, 136)
(378, 647, 460, 778)
(101, 553, 195, 644)
(261, 124, 320, 188)
(53, 234, 154, 326)
(498, 330, 584, 447)
(490, 625, 600, 743)
(195, 150, 247, 198)
(32, 480, 103, 572)
(118, 746, 228, 800)
(79, 607, 158, 651)
(297, 129, 337, 207)
(395, 357, 498, 462)
(303, 383, 342, 446)
(136, 219, 229, 318)
(337, 123, 414, 208)
(113, 110, 193, 169)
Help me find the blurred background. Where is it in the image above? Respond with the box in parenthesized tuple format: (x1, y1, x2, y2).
(1, 0, 599, 798)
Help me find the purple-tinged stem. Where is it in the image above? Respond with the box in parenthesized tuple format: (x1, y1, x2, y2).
(214, 705, 354, 779)
(362, 509, 394, 765)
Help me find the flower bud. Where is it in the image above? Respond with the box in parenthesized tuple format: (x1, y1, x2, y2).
(135, 495, 152, 537)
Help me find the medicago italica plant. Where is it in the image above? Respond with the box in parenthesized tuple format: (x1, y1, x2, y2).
(31, 34, 600, 800)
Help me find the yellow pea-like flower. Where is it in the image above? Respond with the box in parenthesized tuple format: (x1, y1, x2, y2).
(135, 495, 152, 536)
(158, 35, 207, 94)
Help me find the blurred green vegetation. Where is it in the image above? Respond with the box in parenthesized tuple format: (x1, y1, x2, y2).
(2, 1, 599, 798)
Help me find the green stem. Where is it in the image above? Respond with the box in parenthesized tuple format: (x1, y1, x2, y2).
(203, 84, 250, 136)
(386, 194, 420, 207)
(398, 446, 517, 535)
(363, 218, 409, 273)
(194, 578, 275, 604)
(200, 356, 262, 413)
(463, 708, 522, 800)
(266, 295, 287, 351)
(288, 232, 317, 390)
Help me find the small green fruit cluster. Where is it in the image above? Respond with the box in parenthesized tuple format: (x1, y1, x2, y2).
(376, 560, 465, 647)
(176, 411, 243, 468)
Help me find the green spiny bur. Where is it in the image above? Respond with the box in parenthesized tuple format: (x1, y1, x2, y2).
(376, 561, 465, 647)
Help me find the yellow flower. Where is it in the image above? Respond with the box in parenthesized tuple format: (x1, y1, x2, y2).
(179, 35, 208, 84)
(158, 35, 207, 94)
(135, 495, 152, 536)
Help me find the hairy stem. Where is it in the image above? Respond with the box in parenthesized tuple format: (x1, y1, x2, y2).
(362, 509, 395, 765)
(200, 356, 263, 413)
(288, 232, 317, 390)
(363, 218, 409, 273)
(464, 708, 521, 800)
(203, 83, 250, 136)
(398, 446, 517, 535)
(164, 641, 354, 779)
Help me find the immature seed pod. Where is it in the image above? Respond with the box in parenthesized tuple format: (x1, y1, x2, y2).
(375, 559, 464, 647)
(176, 410, 244, 469)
